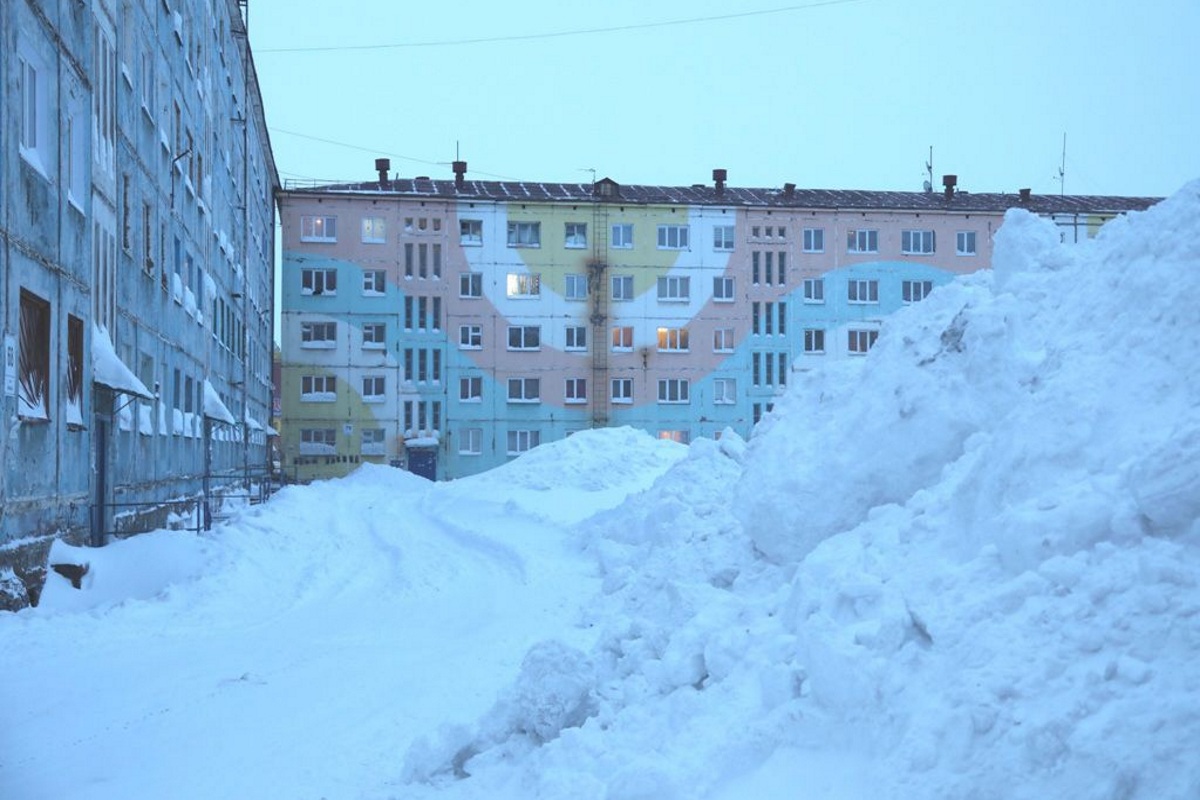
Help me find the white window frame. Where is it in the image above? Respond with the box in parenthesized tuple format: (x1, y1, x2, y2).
(507, 429, 541, 454)
(611, 223, 634, 249)
(848, 279, 879, 304)
(18, 43, 52, 177)
(299, 428, 337, 455)
(565, 273, 588, 300)
(507, 377, 541, 403)
(713, 225, 735, 251)
(657, 378, 691, 404)
(361, 216, 386, 243)
(611, 275, 635, 301)
(506, 272, 541, 298)
(902, 280, 934, 303)
(804, 328, 826, 354)
(362, 270, 386, 295)
(459, 427, 483, 455)
(458, 324, 482, 349)
(847, 229, 878, 253)
(657, 275, 690, 302)
(565, 325, 587, 352)
(713, 276, 735, 302)
(564, 377, 587, 404)
(460, 272, 483, 298)
(612, 326, 634, 352)
(564, 222, 588, 249)
(301, 215, 338, 243)
(803, 227, 824, 253)
(460, 219, 483, 245)
(460, 376, 482, 402)
(611, 378, 633, 404)
(361, 375, 385, 403)
(901, 229, 936, 255)
(657, 327, 689, 353)
(507, 325, 541, 351)
(848, 329, 879, 355)
(713, 377, 736, 405)
(507, 221, 541, 248)
(713, 327, 734, 353)
(361, 427, 386, 456)
(301, 268, 338, 296)
(301, 375, 336, 401)
(300, 321, 337, 348)
(657, 224, 689, 250)
(956, 230, 977, 256)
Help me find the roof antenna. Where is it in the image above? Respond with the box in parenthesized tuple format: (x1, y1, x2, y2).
(924, 145, 933, 193)
(1054, 132, 1066, 197)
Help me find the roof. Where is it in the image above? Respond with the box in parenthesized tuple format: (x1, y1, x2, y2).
(279, 176, 1160, 216)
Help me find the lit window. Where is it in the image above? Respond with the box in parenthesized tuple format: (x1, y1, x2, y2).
(657, 327, 689, 352)
(957, 231, 977, 255)
(507, 377, 541, 403)
(361, 216, 386, 243)
(565, 222, 587, 249)
(657, 378, 690, 404)
(848, 279, 879, 304)
(901, 230, 935, 255)
(460, 219, 483, 245)
(657, 224, 689, 250)
(611, 326, 634, 352)
(301, 215, 337, 242)
(507, 221, 541, 247)
(506, 273, 541, 298)
(658, 430, 690, 444)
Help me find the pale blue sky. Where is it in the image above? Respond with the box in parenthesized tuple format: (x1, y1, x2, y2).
(248, 0, 1198, 198)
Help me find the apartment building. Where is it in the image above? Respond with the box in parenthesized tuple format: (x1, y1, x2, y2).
(0, 0, 277, 607)
(278, 163, 1156, 483)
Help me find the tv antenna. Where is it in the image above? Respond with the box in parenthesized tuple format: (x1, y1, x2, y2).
(924, 146, 933, 192)
(1053, 132, 1066, 197)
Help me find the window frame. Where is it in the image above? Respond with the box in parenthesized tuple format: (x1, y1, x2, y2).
(506, 377, 541, 404)
(713, 327, 734, 353)
(564, 222, 588, 249)
(956, 230, 977, 256)
(506, 429, 541, 454)
(803, 227, 824, 253)
(656, 327, 689, 353)
(565, 325, 587, 352)
(657, 378, 691, 404)
(300, 321, 337, 348)
(459, 271, 483, 298)
(713, 225, 735, 251)
(803, 328, 826, 354)
(656, 275, 690, 303)
(458, 324, 482, 350)
(506, 325, 542, 351)
(611, 274, 635, 301)
(459, 375, 483, 402)
(657, 224, 690, 250)
(902, 279, 934, 303)
(361, 216, 386, 244)
(459, 427, 483, 455)
(802, 278, 824, 304)
(300, 267, 337, 296)
(611, 378, 633, 404)
(300, 215, 338, 243)
(361, 375, 386, 403)
(901, 229, 936, 255)
(17, 289, 51, 421)
(848, 328, 879, 354)
(506, 272, 541, 298)
(460, 219, 483, 246)
(564, 377, 587, 404)
(611, 326, 634, 352)
(713, 377, 736, 405)
(713, 276, 735, 302)
(362, 322, 386, 349)
(565, 273, 588, 301)
(611, 223, 634, 249)
(847, 228, 878, 254)
(362, 270, 386, 296)
(506, 221, 541, 248)
(847, 279, 879, 304)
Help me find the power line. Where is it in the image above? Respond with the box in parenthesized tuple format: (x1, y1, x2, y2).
(257, 0, 869, 54)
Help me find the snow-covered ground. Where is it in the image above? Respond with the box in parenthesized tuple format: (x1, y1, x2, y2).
(3, 182, 1199, 799)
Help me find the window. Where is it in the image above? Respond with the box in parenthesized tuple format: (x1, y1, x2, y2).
(657, 276, 690, 302)
(362, 323, 386, 349)
(507, 378, 541, 403)
(957, 231, 977, 256)
(361, 428, 386, 456)
(507, 221, 541, 247)
(901, 230, 935, 254)
(362, 375, 385, 402)
(611, 223, 634, 249)
(713, 327, 735, 353)
(460, 376, 482, 402)
(778, 252, 787, 285)
(460, 219, 483, 245)
(612, 275, 634, 301)
(803, 278, 824, 303)
(657, 224, 689, 250)
(301, 321, 337, 347)
(301, 268, 337, 295)
(804, 328, 826, 354)
(565, 273, 588, 300)
(713, 378, 736, 405)
(848, 279, 879, 304)
(363, 270, 386, 295)
(459, 325, 482, 349)
(301, 215, 337, 242)
(506, 273, 541, 298)
(66, 315, 84, 427)
(18, 290, 50, 420)
(300, 428, 337, 455)
(657, 327, 689, 352)
(803, 227, 824, 253)
(361, 216, 386, 243)
(507, 325, 541, 351)
(847, 229, 878, 253)
(565, 223, 587, 248)
(565, 378, 587, 404)
(611, 326, 634, 351)
(565, 326, 587, 351)
(301, 375, 336, 401)
(713, 276, 735, 302)
(902, 280, 934, 303)
(507, 429, 541, 454)
(459, 427, 483, 455)
(611, 378, 633, 404)
(658, 430, 690, 444)
(460, 272, 482, 298)
(657, 378, 690, 404)
(713, 225, 735, 251)
(66, 104, 87, 205)
(848, 329, 879, 354)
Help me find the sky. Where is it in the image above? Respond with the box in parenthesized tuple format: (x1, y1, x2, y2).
(246, 0, 1199, 198)
(3, 183, 1199, 798)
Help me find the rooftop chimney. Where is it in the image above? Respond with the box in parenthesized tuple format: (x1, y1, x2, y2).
(713, 168, 727, 194)
(942, 174, 957, 200)
(1019, 187, 1031, 203)
(783, 182, 796, 200)
(452, 160, 467, 190)
(374, 158, 391, 189)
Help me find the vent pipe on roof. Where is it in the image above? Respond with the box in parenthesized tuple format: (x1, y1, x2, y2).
(713, 168, 727, 195)
(1019, 187, 1031, 203)
(375, 158, 391, 189)
(453, 160, 467, 190)
(783, 182, 796, 200)
(942, 174, 957, 200)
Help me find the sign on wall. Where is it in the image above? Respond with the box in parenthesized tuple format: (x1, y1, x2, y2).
(3, 335, 15, 397)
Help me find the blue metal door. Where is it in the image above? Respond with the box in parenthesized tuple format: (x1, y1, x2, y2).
(407, 448, 437, 481)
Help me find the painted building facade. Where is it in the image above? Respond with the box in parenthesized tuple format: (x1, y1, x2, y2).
(0, 0, 277, 607)
(279, 166, 1156, 483)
